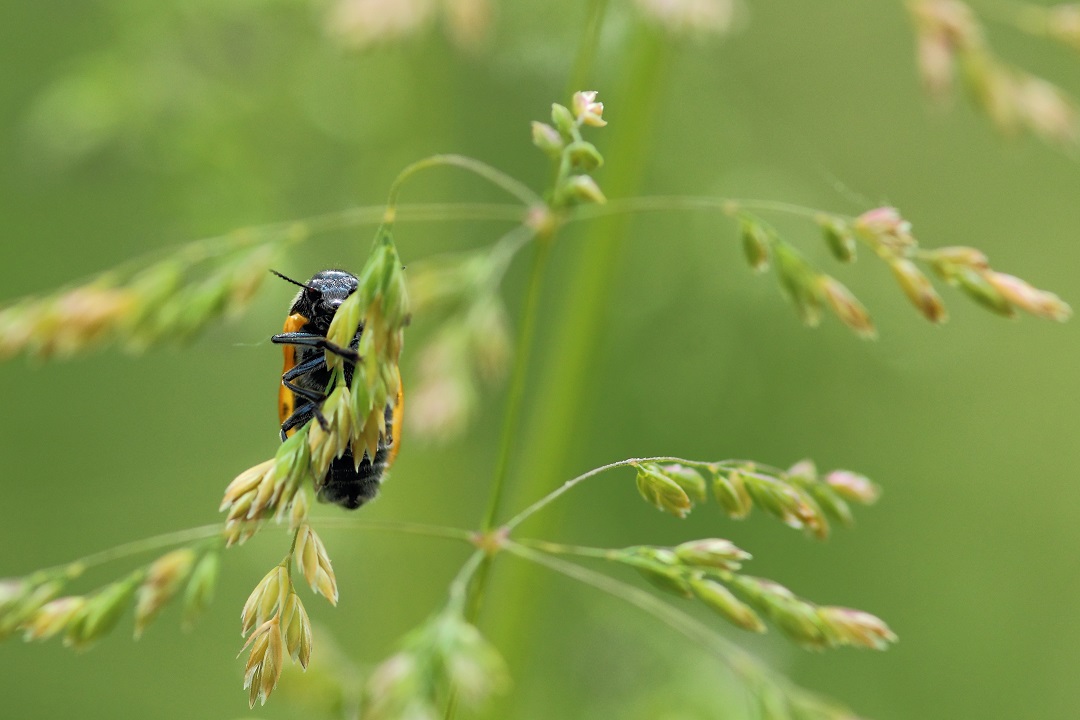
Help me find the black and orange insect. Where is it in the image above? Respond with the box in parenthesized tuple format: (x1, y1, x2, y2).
(270, 269, 403, 509)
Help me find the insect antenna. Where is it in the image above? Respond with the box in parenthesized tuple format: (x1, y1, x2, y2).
(270, 269, 321, 295)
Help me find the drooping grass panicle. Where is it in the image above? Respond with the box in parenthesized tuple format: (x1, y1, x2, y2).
(729, 574, 897, 651)
(1, 542, 222, 649)
(728, 205, 1070, 336)
(0, 239, 281, 360)
(504, 541, 866, 720)
(516, 534, 895, 653)
(238, 543, 317, 707)
(908, 0, 1080, 148)
(0, 200, 518, 362)
(626, 458, 877, 539)
(4, 75, 1066, 720)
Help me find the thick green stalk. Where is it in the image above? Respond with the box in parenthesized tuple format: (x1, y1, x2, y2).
(480, 22, 671, 713)
(510, 31, 670, 523)
(480, 238, 555, 533)
(463, 0, 614, 628)
(464, 236, 554, 625)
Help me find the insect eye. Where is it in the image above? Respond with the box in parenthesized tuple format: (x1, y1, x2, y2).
(304, 286, 323, 301)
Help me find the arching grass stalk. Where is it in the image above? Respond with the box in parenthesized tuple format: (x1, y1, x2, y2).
(503, 541, 757, 674)
(503, 456, 692, 531)
(568, 195, 830, 223)
(501, 542, 855, 718)
(55, 202, 529, 291)
(446, 550, 488, 620)
(28, 519, 473, 583)
(384, 154, 544, 221)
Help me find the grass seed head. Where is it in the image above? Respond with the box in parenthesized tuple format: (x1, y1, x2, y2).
(985, 271, 1072, 321)
(65, 574, 140, 649)
(951, 267, 1015, 317)
(572, 90, 606, 127)
(817, 606, 898, 650)
(690, 578, 765, 633)
(531, 121, 564, 157)
(712, 469, 753, 518)
(889, 258, 947, 323)
(635, 464, 694, 518)
(819, 216, 856, 263)
(622, 547, 694, 598)
(243, 618, 284, 707)
(23, 596, 86, 641)
(242, 566, 288, 637)
(182, 551, 221, 631)
(854, 206, 917, 253)
(560, 175, 607, 205)
(281, 592, 313, 668)
(824, 470, 881, 505)
(295, 525, 338, 606)
(675, 538, 751, 572)
(818, 276, 876, 339)
(739, 218, 772, 273)
(134, 548, 196, 638)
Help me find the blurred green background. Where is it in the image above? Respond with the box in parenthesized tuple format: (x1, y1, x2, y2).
(1, 1, 1077, 718)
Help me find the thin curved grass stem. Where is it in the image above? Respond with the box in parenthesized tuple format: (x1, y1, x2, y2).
(506, 542, 850, 714)
(447, 549, 487, 615)
(314, 518, 474, 543)
(567, 196, 833, 223)
(169, 202, 528, 261)
(502, 455, 717, 531)
(37, 518, 472, 578)
(386, 155, 544, 215)
(512, 538, 616, 560)
(43, 524, 227, 577)
(485, 224, 541, 288)
(503, 542, 762, 681)
(305, 202, 529, 232)
(7, 202, 527, 300)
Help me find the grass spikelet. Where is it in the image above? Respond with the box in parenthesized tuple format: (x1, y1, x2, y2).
(243, 618, 284, 708)
(281, 592, 313, 669)
(134, 548, 196, 638)
(182, 551, 220, 631)
(65, 573, 141, 649)
(241, 566, 287, 638)
(294, 525, 338, 606)
(23, 597, 87, 641)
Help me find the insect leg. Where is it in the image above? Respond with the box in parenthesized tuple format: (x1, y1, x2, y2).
(272, 332, 360, 363)
(282, 378, 326, 405)
(282, 354, 326, 383)
(280, 401, 319, 441)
